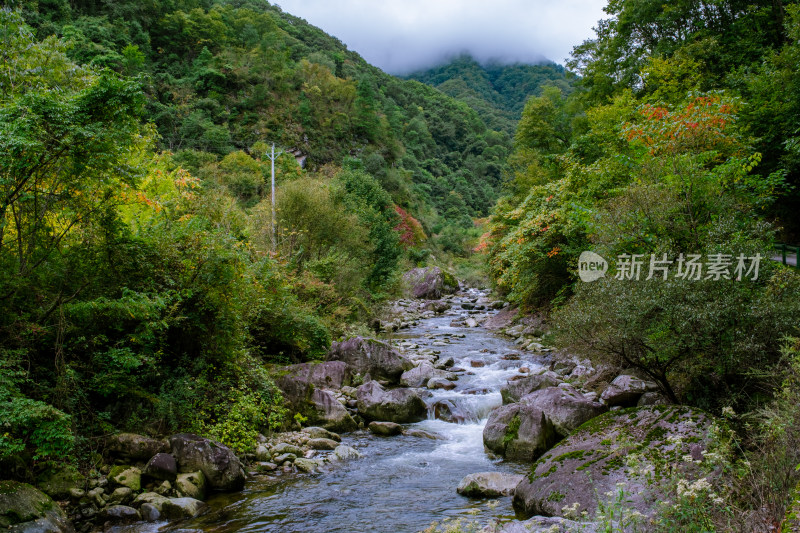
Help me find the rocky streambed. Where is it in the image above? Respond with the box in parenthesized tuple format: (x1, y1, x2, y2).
(3, 279, 723, 533)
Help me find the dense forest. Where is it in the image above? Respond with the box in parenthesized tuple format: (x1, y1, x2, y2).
(485, 0, 800, 528)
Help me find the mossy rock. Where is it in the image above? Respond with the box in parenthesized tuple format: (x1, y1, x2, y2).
(109, 466, 142, 492)
(0, 481, 73, 532)
(513, 405, 717, 520)
(36, 466, 82, 500)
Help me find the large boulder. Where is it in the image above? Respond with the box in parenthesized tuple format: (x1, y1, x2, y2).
(400, 362, 436, 388)
(310, 389, 357, 433)
(275, 376, 356, 433)
(143, 453, 177, 481)
(100, 505, 140, 525)
(501, 371, 562, 404)
(168, 434, 246, 491)
(600, 374, 660, 407)
(356, 381, 426, 423)
(483, 404, 556, 461)
(0, 481, 74, 533)
(106, 433, 169, 461)
(277, 361, 352, 390)
(513, 406, 716, 520)
(520, 385, 607, 437)
(327, 337, 414, 383)
(456, 472, 524, 498)
(402, 266, 458, 299)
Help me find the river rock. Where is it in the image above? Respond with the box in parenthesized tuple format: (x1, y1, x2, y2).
(400, 361, 436, 387)
(294, 458, 320, 473)
(368, 421, 403, 436)
(356, 381, 426, 423)
(333, 445, 362, 461)
(160, 497, 206, 520)
(307, 438, 339, 450)
(143, 452, 178, 481)
(402, 266, 458, 299)
(140, 503, 161, 522)
(109, 465, 142, 491)
(175, 471, 206, 500)
(327, 337, 414, 384)
(272, 442, 304, 456)
(0, 481, 74, 533)
(302, 427, 341, 442)
(131, 491, 170, 510)
(427, 377, 457, 390)
(483, 404, 556, 461)
(106, 487, 133, 506)
(456, 472, 524, 498)
(424, 300, 452, 313)
(431, 399, 470, 423)
(520, 385, 607, 437)
(513, 406, 716, 519)
(600, 374, 660, 407)
(169, 433, 246, 491)
(501, 371, 562, 404)
(101, 505, 140, 524)
(403, 429, 443, 440)
(106, 433, 169, 461)
(273, 453, 296, 464)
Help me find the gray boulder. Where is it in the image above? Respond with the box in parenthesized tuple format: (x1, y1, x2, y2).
(106, 433, 169, 461)
(483, 404, 556, 461)
(513, 406, 716, 520)
(333, 445, 362, 461)
(327, 337, 414, 383)
(501, 371, 562, 404)
(169, 433, 246, 491)
(0, 481, 74, 533)
(402, 266, 458, 299)
(160, 497, 205, 520)
(293, 458, 320, 473)
(143, 452, 178, 481)
(400, 362, 436, 388)
(600, 374, 659, 407)
(100, 505, 140, 524)
(310, 389, 358, 433)
(456, 472, 524, 498)
(427, 377, 457, 390)
(140, 503, 161, 522)
(520, 385, 607, 437)
(356, 381, 426, 423)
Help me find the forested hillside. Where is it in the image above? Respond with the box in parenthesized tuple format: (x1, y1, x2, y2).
(0, 0, 526, 476)
(485, 0, 800, 528)
(407, 55, 573, 134)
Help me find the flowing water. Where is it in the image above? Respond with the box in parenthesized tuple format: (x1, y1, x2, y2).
(123, 289, 546, 533)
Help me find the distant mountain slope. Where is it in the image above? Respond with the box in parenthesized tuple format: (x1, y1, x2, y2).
(406, 55, 574, 134)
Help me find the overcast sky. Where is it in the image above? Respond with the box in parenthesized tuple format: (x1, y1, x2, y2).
(275, 0, 608, 74)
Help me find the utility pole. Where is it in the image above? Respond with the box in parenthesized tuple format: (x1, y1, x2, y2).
(265, 143, 283, 253)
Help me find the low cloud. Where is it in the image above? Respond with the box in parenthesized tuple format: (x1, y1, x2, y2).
(275, 0, 607, 74)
